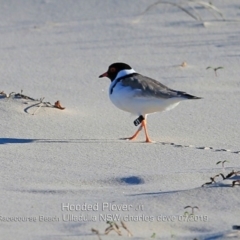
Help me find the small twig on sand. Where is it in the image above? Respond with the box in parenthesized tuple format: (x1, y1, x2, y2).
(141, 1, 201, 21)
(225, 170, 236, 179)
(105, 221, 122, 236)
(121, 221, 133, 237)
(206, 66, 224, 76)
(232, 180, 240, 187)
(91, 228, 102, 240)
(32, 98, 45, 115)
(219, 170, 240, 180)
(202, 175, 219, 187)
(216, 160, 229, 169)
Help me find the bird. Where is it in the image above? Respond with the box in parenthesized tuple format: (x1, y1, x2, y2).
(99, 62, 201, 143)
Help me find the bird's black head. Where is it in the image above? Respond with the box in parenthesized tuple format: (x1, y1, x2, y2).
(99, 62, 132, 81)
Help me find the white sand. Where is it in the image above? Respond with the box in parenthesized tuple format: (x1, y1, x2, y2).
(1, 0, 240, 239)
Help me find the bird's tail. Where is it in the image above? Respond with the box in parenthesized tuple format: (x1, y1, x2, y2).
(182, 93, 202, 99)
(172, 90, 202, 99)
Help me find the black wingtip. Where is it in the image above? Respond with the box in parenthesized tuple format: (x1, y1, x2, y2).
(183, 93, 202, 100)
(172, 90, 202, 99)
(191, 96, 202, 100)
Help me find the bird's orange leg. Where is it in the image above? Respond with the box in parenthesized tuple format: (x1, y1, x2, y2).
(126, 125, 143, 140)
(142, 119, 152, 143)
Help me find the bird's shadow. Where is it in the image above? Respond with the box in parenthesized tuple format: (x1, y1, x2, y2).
(0, 137, 177, 145)
(1, 138, 240, 155)
(0, 138, 116, 145)
(0, 138, 36, 144)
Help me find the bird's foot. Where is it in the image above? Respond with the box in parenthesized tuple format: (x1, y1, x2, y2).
(145, 138, 153, 143)
(120, 127, 142, 141)
(120, 136, 137, 141)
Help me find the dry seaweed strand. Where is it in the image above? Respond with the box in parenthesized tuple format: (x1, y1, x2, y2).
(232, 180, 240, 187)
(0, 90, 65, 114)
(105, 225, 114, 235)
(206, 66, 224, 76)
(92, 221, 133, 238)
(121, 221, 133, 237)
(202, 170, 240, 187)
(140, 0, 226, 24)
(225, 170, 236, 179)
(91, 228, 102, 240)
(202, 174, 220, 187)
(105, 221, 122, 236)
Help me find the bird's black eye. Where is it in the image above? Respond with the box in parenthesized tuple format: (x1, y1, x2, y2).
(110, 67, 116, 73)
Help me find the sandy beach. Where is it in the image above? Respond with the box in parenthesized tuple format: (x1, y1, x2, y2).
(1, 0, 240, 239)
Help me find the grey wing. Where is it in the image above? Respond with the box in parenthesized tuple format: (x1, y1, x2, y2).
(121, 74, 201, 100)
(121, 73, 181, 99)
